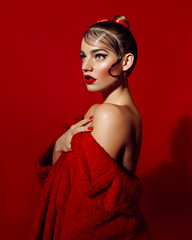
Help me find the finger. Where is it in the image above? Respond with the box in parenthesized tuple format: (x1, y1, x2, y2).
(72, 121, 92, 133)
(86, 122, 92, 127)
(71, 121, 92, 135)
(75, 125, 94, 133)
(81, 117, 93, 126)
(74, 116, 93, 127)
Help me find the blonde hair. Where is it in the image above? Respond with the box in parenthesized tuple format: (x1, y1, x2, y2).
(83, 15, 137, 78)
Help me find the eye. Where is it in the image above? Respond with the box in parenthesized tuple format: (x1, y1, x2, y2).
(95, 54, 107, 60)
(80, 54, 86, 61)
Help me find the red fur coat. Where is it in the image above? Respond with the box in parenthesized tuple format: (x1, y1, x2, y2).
(28, 116, 150, 240)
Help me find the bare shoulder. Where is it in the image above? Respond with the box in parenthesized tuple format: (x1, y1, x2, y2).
(93, 103, 141, 131)
(94, 103, 123, 117)
(91, 103, 141, 159)
(84, 104, 101, 118)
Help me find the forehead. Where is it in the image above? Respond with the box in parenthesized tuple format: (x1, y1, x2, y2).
(81, 38, 116, 54)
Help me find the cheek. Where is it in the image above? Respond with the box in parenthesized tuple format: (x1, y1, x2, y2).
(95, 62, 112, 77)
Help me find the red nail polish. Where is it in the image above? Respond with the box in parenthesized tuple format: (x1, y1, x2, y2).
(87, 126, 93, 130)
(89, 116, 93, 120)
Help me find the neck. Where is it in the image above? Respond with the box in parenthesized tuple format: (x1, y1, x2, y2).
(101, 79, 132, 106)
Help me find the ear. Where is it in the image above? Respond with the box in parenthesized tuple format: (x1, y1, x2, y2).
(122, 53, 134, 71)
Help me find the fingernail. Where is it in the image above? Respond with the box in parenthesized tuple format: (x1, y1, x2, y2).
(89, 116, 93, 120)
(87, 126, 93, 130)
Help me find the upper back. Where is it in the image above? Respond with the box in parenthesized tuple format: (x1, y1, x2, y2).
(84, 103, 142, 173)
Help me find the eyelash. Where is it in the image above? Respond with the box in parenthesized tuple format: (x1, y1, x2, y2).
(95, 54, 107, 60)
(80, 55, 86, 60)
(80, 54, 107, 61)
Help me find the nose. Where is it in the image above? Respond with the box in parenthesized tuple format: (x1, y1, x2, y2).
(82, 58, 93, 72)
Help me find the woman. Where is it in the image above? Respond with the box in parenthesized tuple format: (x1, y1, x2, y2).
(28, 15, 150, 240)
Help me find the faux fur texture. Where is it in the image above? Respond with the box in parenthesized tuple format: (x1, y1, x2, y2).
(28, 116, 150, 240)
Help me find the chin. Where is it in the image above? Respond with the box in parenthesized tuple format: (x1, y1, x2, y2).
(86, 86, 101, 92)
(86, 83, 118, 93)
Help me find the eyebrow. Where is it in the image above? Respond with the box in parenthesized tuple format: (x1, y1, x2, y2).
(80, 49, 109, 54)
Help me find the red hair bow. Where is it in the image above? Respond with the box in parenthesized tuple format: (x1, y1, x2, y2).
(97, 19, 129, 29)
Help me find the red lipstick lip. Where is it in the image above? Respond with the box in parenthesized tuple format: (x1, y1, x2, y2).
(84, 75, 96, 84)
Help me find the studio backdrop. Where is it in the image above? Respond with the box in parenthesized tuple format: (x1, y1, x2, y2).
(0, 0, 192, 239)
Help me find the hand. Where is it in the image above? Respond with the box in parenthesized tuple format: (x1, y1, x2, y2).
(52, 117, 93, 165)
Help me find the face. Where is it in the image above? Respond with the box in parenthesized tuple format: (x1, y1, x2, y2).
(80, 39, 124, 92)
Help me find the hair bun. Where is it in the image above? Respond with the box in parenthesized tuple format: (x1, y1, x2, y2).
(112, 15, 130, 29)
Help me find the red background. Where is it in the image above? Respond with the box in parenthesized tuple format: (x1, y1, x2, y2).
(0, 0, 192, 239)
